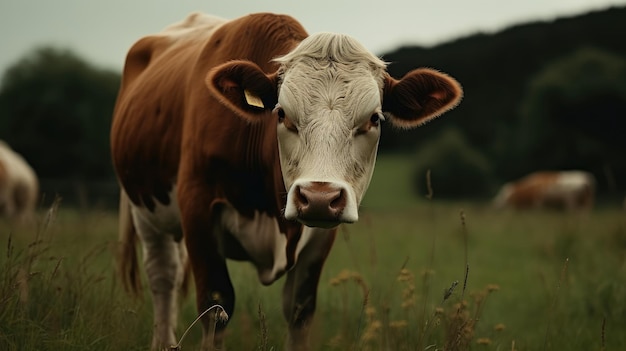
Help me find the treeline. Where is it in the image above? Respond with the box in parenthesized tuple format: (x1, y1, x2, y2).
(0, 48, 120, 206)
(379, 6, 626, 198)
(0, 7, 624, 206)
(0, 48, 119, 180)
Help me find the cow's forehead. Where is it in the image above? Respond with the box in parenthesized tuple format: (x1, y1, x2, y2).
(274, 33, 387, 124)
(278, 64, 382, 123)
(274, 32, 387, 71)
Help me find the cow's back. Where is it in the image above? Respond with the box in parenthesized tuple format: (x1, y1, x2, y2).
(504, 172, 558, 208)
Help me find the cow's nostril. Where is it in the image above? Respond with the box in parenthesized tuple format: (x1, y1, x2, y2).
(329, 189, 345, 210)
(295, 185, 309, 206)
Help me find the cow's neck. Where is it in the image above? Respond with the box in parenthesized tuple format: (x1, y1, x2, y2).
(224, 116, 287, 218)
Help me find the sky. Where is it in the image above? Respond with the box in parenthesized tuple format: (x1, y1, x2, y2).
(1, 0, 625, 75)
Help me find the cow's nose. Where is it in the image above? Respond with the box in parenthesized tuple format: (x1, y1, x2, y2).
(293, 182, 346, 224)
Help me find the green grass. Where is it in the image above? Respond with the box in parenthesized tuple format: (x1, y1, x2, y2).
(362, 153, 419, 209)
(1, 156, 625, 350)
(0, 200, 153, 351)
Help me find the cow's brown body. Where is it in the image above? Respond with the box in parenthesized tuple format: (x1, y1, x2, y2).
(493, 171, 595, 211)
(111, 12, 462, 350)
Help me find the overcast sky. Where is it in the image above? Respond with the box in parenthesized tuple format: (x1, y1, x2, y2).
(1, 0, 625, 75)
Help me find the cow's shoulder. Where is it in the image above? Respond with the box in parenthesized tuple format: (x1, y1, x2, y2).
(211, 13, 306, 45)
(196, 13, 308, 72)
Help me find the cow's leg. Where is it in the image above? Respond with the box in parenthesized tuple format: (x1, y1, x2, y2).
(282, 228, 336, 351)
(195, 259, 233, 351)
(180, 200, 234, 351)
(132, 209, 186, 350)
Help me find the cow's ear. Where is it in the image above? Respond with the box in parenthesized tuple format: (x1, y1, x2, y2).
(382, 68, 462, 129)
(206, 60, 278, 121)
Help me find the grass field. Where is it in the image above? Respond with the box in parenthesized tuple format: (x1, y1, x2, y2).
(1, 155, 625, 350)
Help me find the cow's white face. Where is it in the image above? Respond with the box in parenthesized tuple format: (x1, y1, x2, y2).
(206, 32, 462, 229)
(273, 33, 387, 227)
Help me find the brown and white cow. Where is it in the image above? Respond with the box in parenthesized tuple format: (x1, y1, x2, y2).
(0, 140, 39, 222)
(111, 12, 462, 351)
(492, 171, 595, 211)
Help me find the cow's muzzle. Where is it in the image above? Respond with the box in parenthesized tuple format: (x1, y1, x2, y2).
(285, 181, 357, 228)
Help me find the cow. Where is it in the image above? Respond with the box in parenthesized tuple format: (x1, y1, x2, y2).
(492, 171, 595, 211)
(110, 12, 462, 351)
(0, 140, 39, 222)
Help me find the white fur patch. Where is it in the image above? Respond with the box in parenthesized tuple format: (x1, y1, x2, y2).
(544, 171, 594, 199)
(130, 188, 182, 236)
(556, 171, 593, 190)
(220, 204, 288, 285)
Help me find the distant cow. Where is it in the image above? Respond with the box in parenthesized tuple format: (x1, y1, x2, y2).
(0, 141, 39, 221)
(493, 171, 595, 211)
(111, 12, 462, 351)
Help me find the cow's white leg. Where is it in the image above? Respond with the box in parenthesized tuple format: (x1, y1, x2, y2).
(132, 209, 185, 351)
(282, 227, 336, 351)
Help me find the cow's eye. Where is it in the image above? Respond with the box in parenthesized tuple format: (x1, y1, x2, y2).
(275, 106, 297, 133)
(370, 113, 380, 127)
(355, 113, 383, 136)
(276, 107, 286, 122)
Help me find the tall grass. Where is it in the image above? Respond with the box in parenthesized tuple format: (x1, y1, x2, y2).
(0, 198, 151, 351)
(1, 156, 625, 350)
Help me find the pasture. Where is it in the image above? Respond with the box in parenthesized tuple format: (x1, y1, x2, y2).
(1, 155, 625, 350)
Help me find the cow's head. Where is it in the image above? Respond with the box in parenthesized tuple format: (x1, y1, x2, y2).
(207, 33, 462, 228)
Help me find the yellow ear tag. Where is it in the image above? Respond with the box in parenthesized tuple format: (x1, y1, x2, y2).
(244, 89, 264, 109)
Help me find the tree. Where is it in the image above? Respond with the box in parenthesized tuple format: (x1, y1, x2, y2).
(0, 47, 121, 180)
(412, 128, 494, 199)
(515, 47, 626, 193)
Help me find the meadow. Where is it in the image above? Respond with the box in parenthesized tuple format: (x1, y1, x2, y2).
(1, 155, 625, 350)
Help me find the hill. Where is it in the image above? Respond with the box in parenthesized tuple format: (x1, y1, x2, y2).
(379, 6, 626, 195)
